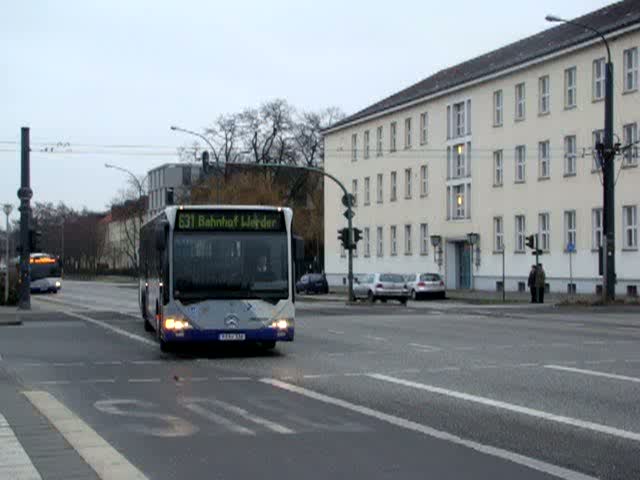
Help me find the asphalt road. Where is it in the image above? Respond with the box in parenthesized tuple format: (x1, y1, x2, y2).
(1, 280, 640, 479)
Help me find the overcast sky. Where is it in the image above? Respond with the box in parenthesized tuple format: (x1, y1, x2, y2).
(1, 0, 611, 221)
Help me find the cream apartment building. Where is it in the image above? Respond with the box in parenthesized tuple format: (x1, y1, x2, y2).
(323, 1, 640, 295)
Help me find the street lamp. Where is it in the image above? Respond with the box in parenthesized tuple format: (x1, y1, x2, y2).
(104, 163, 147, 198)
(3, 204, 13, 304)
(170, 125, 221, 204)
(546, 14, 616, 302)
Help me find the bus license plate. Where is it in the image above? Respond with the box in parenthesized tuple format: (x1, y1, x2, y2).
(219, 333, 246, 341)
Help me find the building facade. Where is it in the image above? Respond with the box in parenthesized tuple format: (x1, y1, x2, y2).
(323, 1, 640, 295)
(147, 163, 202, 217)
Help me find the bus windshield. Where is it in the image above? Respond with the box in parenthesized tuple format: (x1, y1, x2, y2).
(31, 259, 62, 281)
(172, 231, 289, 303)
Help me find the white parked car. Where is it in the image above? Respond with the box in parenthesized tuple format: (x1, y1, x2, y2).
(354, 273, 410, 304)
(405, 273, 446, 300)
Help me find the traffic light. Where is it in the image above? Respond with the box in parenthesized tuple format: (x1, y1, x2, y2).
(353, 228, 363, 244)
(337, 228, 348, 249)
(202, 151, 210, 173)
(28, 229, 42, 252)
(525, 234, 536, 250)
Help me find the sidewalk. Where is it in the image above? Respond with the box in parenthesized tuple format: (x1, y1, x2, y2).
(0, 302, 51, 326)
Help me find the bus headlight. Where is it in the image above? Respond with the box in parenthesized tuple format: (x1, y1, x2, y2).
(270, 319, 290, 330)
(55, 281, 61, 288)
(164, 318, 190, 330)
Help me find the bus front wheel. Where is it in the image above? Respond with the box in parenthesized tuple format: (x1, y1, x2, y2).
(159, 338, 172, 353)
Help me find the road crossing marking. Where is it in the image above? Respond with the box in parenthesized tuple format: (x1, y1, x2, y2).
(409, 343, 441, 352)
(23, 390, 149, 480)
(0, 413, 42, 480)
(179, 399, 256, 435)
(545, 365, 640, 384)
(261, 378, 597, 480)
(367, 373, 640, 443)
(206, 399, 294, 434)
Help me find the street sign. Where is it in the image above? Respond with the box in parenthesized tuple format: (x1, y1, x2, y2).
(341, 194, 355, 208)
(343, 209, 355, 220)
(567, 242, 576, 253)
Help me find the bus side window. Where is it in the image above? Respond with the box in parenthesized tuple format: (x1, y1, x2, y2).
(162, 234, 170, 305)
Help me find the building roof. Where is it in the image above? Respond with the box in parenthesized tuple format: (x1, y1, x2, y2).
(326, 0, 640, 133)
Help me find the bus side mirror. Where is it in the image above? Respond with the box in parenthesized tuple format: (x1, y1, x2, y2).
(155, 222, 168, 250)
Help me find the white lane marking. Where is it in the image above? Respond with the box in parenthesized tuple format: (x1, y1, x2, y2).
(583, 341, 606, 345)
(52, 362, 85, 367)
(494, 345, 514, 350)
(409, 343, 441, 352)
(21, 363, 45, 367)
(207, 399, 294, 434)
(584, 359, 616, 365)
(365, 335, 387, 342)
(128, 378, 161, 383)
(187, 377, 208, 382)
(81, 379, 116, 384)
(130, 360, 162, 365)
(626, 359, 640, 363)
(180, 401, 255, 435)
(23, 390, 149, 480)
(64, 310, 156, 347)
(369, 373, 640, 443)
(261, 379, 596, 480)
(327, 352, 346, 357)
(34, 380, 71, 385)
(328, 329, 344, 335)
(471, 364, 500, 370)
(218, 376, 252, 381)
(94, 361, 123, 366)
(302, 374, 335, 379)
(453, 346, 476, 351)
(514, 363, 540, 368)
(0, 413, 43, 480)
(427, 366, 460, 373)
(545, 365, 640, 384)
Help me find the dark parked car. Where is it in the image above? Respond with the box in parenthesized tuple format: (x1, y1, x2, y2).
(296, 273, 329, 294)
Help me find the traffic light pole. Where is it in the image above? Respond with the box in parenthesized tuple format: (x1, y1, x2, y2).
(346, 200, 354, 302)
(602, 60, 616, 302)
(17, 127, 32, 310)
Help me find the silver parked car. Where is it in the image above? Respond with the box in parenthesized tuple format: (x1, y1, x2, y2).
(354, 273, 410, 304)
(405, 273, 446, 300)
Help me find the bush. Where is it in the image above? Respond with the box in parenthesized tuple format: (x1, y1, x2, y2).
(0, 272, 19, 306)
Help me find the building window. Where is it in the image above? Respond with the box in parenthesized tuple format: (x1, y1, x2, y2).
(454, 185, 465, 219)
(351, 179, 358, 206)
(564, 210, 577, 250)
(494, 216, 504, 251)
(364, 177, 370, 205)
(515, 145, 526, 182)
(493, 150, 503, 186)
(364, 227, 371, 257)
(420, 165, 428, 196)
(454, 102, 465, 137)
(564, 135, 577, 176)
(376, 174, 383, 203)
(364, 130, 370, 159)
(390, 226, 397, 256)
(624, 47, 638, 92)
(376, 126, 383, 156)
(623, 205, 638, 249)
(404, 118, 412, 148)
(447, 183, 471, 220)
(420, 112, 428, 144)
(447, 100, 471, 139)
(420, 223, 428, 255)
(390, 171, 397, 201)
(539, 75, 550, 114)
(404, 225, 412, 255)
(593, 129, 604, 171)
(592, 208, 603, 250)
(515, 215, 526, 252)
(564, 67, 577, 108)
(351, 133, 357, 161)
(538, 140, 550, 179)
(515, 83, 525, 120)
(449, 143, 469, 179)
(390, 122, 397, 152)
(623, 123, 638, 166)
(404, 168, 412, 199)
(539, 213, 550, 251)
(493, 90, 503, 126)
(593, 58, 605, 101)
(376, 226, 384, 257)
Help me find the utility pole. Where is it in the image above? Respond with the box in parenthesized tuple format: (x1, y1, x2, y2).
(546, 14, 616, 302)
(17, 127, 32, 310)
(3, 204, 13, 304)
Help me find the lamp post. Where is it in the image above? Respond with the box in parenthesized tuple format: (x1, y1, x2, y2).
(3, 204, 13, 304)
(546, 14, 616, 302)
(170, 125, 221, 204)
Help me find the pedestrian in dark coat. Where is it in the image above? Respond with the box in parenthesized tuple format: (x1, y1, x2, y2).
(528, 265, 537, 303)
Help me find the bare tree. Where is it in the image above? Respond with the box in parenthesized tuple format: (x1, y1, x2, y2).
(240, 99, 294, 165)
(293, 107, 345, 167)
